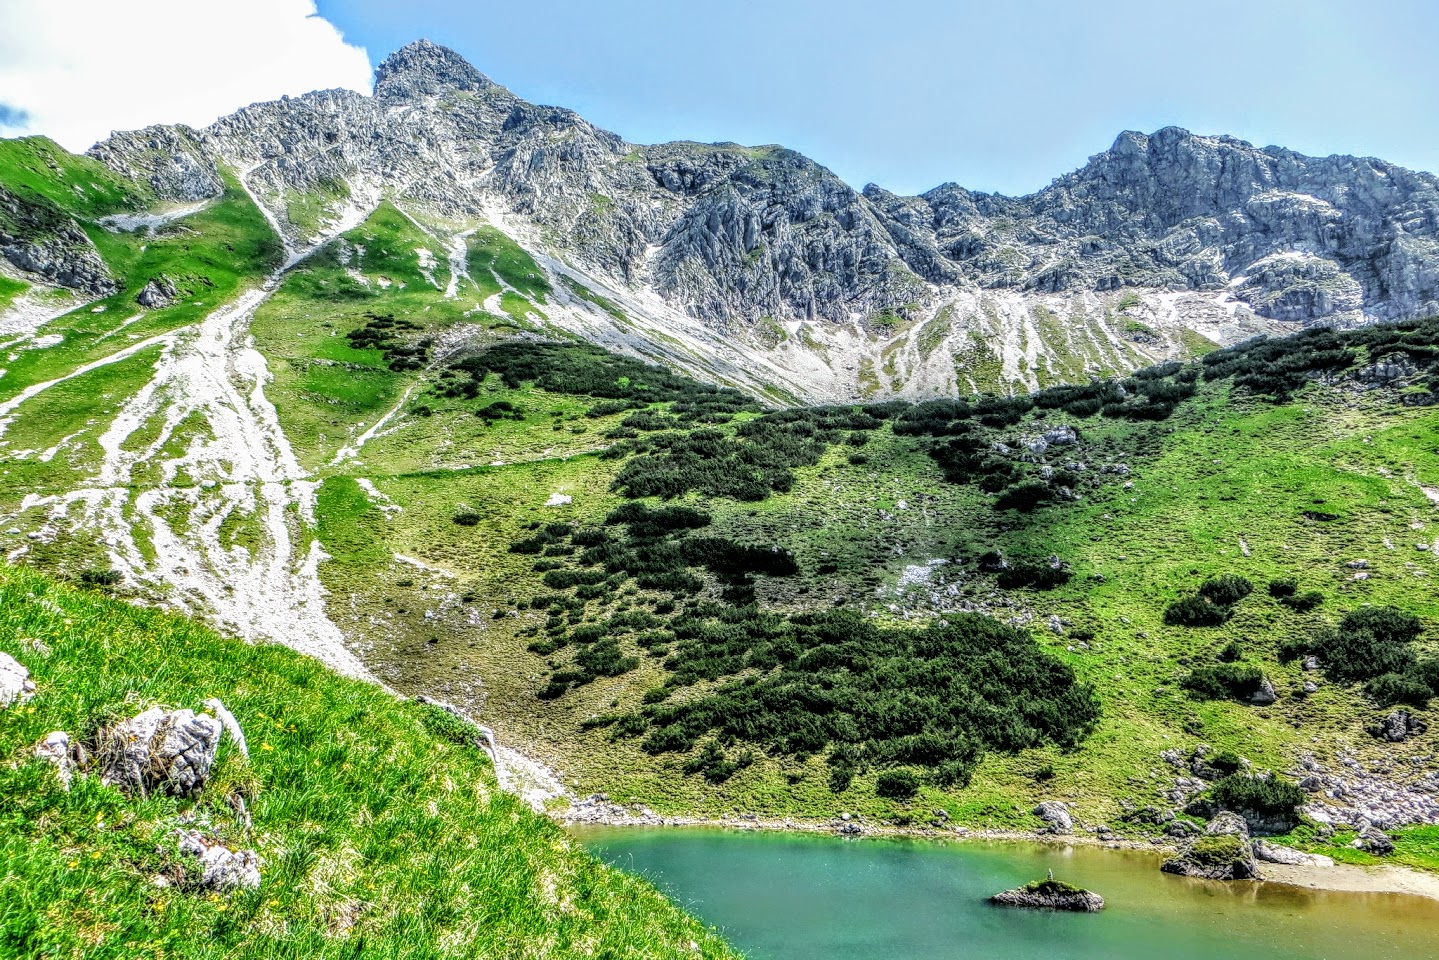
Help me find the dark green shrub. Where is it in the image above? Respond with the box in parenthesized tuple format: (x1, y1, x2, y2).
(78, 569, 122, 588)
(994, 481, 1052, 512)
(1206, 751, 1244, 775)
(875, 769, 920, 800)
(682, 740, 754, 783)
(1268, 578, 1298, 598)
(1277, 637, 1311, 663)
(1281, 591, 1324, 613)
(1208, 773, 1305, 817)
(614, 610, 1097, 789)
(1164, 595, 1231, 627)
(1217, 641, 1243, 663)
(1314, 607, 1424, 683)
(996, 562, 1071, 591)
(976, 550, 1007, 572)
(1364, 672, 1432, 708)
(476, 400, 524, 421)
(1199, 575, 1253, 606)
(453, 508, 481, 527)
(1182, 664, 1266, 701)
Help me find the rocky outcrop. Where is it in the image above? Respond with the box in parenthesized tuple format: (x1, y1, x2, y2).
(85, 41, 1439, 336)
(1371, 710, 1427, 743)
(1161, 811, 1260, 880)
(0, 186, 117, 297)
(1297, 753, 1439, 829)
(136, 275, 179, 309)
(1034, 800, 1074, 835)
(1352, 822, 1396, 855)
(1245, 675, 1278, 706)
(0, 652, 37, 707)
(87, 124, 223, 202)
(97, 706, 223, 798)
(1253, 840, 1334, 867)
(31, 695, 259, 891)
(991, 878, 1104, 912)
(173, 830, 261, 891)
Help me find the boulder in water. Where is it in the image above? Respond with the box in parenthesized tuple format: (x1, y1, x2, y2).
(1161, 811, 1260, 880)
(990, 875, 1104, 912)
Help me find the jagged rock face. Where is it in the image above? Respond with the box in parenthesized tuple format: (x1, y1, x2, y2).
(980, 128, 1439, 322)
(0, 186, 118, 296)
(84, 40, 1439, 331)
(87, 125, 222, 201)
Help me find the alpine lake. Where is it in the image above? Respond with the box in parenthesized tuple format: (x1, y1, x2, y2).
(575, 827, 1439, 960)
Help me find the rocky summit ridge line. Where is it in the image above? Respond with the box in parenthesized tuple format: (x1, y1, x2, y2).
(16, 40, 1439, 399)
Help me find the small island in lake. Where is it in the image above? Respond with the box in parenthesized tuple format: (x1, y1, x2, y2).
(990, 871, 1106, 912)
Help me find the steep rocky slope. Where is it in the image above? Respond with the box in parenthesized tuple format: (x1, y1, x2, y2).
(45, 39, 1434, 398)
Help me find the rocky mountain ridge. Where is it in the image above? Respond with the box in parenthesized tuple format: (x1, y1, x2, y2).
(7, 40, 1439, 398)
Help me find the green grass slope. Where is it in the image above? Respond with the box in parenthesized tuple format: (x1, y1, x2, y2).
(0, 567, 737, 959)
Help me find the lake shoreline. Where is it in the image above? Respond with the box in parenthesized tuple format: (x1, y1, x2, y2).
(561, 808, 1439, 901)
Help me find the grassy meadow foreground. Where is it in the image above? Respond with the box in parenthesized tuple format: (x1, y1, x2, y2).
(0, 567, 736, 958)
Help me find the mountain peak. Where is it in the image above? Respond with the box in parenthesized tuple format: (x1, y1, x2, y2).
(374, 39, 494, 98)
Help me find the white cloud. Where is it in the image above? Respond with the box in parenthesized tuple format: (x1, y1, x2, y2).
(0, 0, 372, 151)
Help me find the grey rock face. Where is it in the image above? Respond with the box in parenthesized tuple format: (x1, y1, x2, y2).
(84, 43, 1439, 331)
(0, 186, 117, 296)
(1245, 675, 1278, 706)
(87, 124, 223, 201)
(1164, 819, 1201, 838)
(1207, 810, 1251, 838)
(0, 652, 36, 707)
(1352, 823, 1395, 855)
(175, 830, 261, 890)
(1034, 800, 1074, 834)
(98, 706, 223, 798)
(1374, 710, 1426, 743)
(136, 275, 179, 309)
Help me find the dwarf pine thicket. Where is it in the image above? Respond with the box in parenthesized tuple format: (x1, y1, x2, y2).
(441, 320, 1439, 796)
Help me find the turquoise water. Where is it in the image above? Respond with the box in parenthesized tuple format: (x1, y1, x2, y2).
(575, 828, 1439, 960)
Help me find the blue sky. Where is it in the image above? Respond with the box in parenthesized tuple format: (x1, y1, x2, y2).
(315, 0, 1439, 196)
